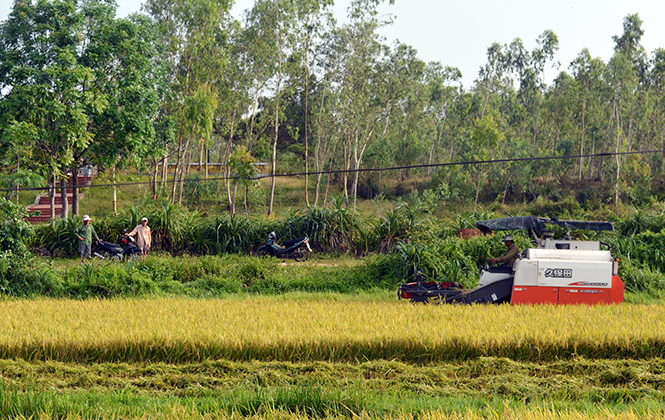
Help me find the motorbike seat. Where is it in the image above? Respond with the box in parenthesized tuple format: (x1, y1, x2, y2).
(99, 241, 123, 253)
(282, 238, 305, 248)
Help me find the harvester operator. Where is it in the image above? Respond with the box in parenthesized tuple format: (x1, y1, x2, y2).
(487, 235, 520, 268)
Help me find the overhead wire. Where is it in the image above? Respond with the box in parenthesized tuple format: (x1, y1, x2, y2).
(1, 148, 663, 193)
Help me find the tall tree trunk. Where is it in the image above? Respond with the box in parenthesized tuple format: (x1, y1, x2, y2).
(225, 112, 236, 212)
(152, 158, 159, 200)
(230, 181, 237, 215)
(303, 27, 312, 208)
(205, 146, 209, 179)
(112, 167, 117, 215)
(268, 135, 277, 215)
(171, 135, 184, 204)
(60, 177, 68, 219)
(72, 175, 79, 216)
(178, 140, 191, 205)
(49, 173, 56, 220)
(342, 141, 350, 203)
(578, 98, 586, 180)
(614, 103, 621, 211)
(314, 172, 322, 207)
(198, 138, 204, 174)
(161, 155, 168, 189)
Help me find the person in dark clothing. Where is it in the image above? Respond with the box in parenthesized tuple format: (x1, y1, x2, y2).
(488, 235, 520, 268)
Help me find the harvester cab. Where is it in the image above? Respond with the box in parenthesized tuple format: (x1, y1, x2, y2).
(470, 216, 623, 305)
(400, 216, 624, 305)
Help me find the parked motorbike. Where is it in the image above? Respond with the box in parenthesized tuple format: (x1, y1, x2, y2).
(93, 234, 142, 262)
(256, 232, 312, 261)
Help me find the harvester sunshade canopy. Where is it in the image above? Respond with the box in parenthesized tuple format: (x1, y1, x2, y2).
(476, 216, 613, 236)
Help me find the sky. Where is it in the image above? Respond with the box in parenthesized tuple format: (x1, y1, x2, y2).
(2, 0, 664, 87)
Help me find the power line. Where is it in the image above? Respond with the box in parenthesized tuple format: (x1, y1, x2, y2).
(1, 149, 663, 193)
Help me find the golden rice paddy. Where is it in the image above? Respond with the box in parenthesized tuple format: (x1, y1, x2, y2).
(1, 298, 663, 362)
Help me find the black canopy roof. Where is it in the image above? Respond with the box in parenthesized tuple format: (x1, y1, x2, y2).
(476, 216, 613, 236)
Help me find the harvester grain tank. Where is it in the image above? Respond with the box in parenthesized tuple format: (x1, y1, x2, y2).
(398, 216, 624, 305)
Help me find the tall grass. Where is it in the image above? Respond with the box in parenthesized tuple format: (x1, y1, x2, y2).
(3, 389, 665, 420)
(1, 298, 663, 363)
(23, 203, 665, 296)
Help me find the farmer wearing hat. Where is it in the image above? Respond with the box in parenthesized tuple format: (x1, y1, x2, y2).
(487, 235, 520, 268)
(127, 217, 152, 259)
(74, 215, 99, 263)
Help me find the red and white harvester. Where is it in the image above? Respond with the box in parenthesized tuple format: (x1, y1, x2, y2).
(399, 216, 624, 305)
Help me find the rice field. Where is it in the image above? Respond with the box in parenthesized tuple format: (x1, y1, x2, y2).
(2, 297, 665, 419)
(1, 298, 664, 362)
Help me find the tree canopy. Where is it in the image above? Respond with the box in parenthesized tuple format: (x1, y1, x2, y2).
(2, 1, 664, 215)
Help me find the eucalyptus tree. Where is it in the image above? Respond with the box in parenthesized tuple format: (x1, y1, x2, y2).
(475, 42, 509, 120)
(604, 14, 645, 207)
(281, 1, 334, 206)
(504, 31, 559, 151)
(651, 49, 665, 161)
(612, 13, 648, 83)
(332, 0, 395, 206)
(242, 0, 295, 216)
(309, 25, 345, 206)
(468, 114, 504, 212)
(423, 62, 463, 171)
(568, 49, 607, 179)
(382, 42, 429, 181)
(242, 0, 333, 215)
(144, 0, 231, 204)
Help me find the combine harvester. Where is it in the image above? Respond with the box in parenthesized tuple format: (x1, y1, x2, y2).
(399, 216, 624, 305)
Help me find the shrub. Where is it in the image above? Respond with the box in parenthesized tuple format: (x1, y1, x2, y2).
(0, 197, 35, 256)
(0, 251, 63, 296)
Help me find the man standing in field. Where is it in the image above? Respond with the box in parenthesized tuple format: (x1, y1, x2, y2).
(127, 217, 151, 259)
(487, 235, 520, 268)
(74, 215, 99, 263)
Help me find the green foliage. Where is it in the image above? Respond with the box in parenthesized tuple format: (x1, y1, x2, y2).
(0, 197, 34, 256)
(526, 195, 584, 219)
(0, 254, 390, 298)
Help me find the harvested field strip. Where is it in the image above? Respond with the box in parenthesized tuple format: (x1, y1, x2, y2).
(2, 299, 665, 363)
(3, 358, 665, 399)
(1, 359, 665, 419)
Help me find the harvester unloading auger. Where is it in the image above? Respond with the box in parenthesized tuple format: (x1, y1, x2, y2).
(398, 216, 624, 305)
